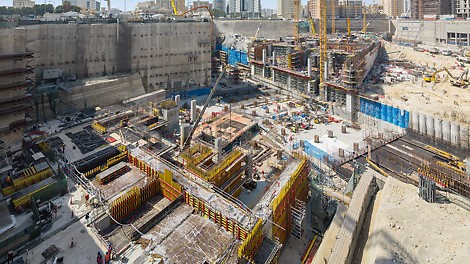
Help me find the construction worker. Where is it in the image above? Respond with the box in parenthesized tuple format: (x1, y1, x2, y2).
(7, 251, 13, 263)
(97, 251, 103, 264)
(5, 175, 12, 185)
(107, 243, 113, 259)
(104, 251, 110, 264)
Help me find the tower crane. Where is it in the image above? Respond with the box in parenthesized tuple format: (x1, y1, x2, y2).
(319, 0, 327, 99)
(308, 12, 316, 36)
(106, 0, 111, 17)
(294, 0, 300, 45)
(363, 5, 367, 34)
(331, 0, 335, 34)
(170, 0, 179, 15)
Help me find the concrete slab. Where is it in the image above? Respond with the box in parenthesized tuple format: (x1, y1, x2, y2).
(91, 165, 147, 201)
(21, 220, 107, 264)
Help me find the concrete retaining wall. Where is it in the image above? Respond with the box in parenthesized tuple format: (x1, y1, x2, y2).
(215, 18, 391, 39)
(409, 112, 470, 149)
(2, 22, 211, 92)
(393, 20, 470, 47)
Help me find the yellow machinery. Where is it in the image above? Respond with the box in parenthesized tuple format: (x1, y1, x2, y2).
(347, 18, 351, 38)
(170, 0, 178, 15)
(308, 12, 315, 36)
(319, 0, 327, 98)
(252, 23, 262, 41)
(450, 69, 469, 87)
(362, 6, 367, 34)
(423, 68, 445, 82)
(331, 0, 335, 34)
(426, 145, 466, 173)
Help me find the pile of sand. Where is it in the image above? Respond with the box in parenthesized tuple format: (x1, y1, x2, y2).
(360, 177, 470, 263)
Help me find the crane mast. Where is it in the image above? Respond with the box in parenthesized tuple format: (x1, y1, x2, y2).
(319, 0, 327, 99)
(294, 0, 300, 45)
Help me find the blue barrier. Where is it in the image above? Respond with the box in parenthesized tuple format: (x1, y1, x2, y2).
(168, 87, 211, 100)
(219, 45, 249, 66)
(359, 98, 409, 128)
(301, 141, 334, 161)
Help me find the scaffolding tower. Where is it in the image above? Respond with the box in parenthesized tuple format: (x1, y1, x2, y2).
(291, 198, 306, 239)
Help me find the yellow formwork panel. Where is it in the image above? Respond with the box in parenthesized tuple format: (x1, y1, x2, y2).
(12, 182, 53, 209)
(92, 121, 107, 134)
(272, 158, 307, 212)
(13, 168, 53, 191)
(238, 218, 264, 262)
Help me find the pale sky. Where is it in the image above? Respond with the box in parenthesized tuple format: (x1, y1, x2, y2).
(2, 0, 374, 11)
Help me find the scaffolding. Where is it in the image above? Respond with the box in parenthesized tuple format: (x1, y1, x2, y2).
(290, 198, 306, 239)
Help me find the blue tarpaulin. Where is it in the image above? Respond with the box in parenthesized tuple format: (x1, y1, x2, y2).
(360, 98, 409, 128)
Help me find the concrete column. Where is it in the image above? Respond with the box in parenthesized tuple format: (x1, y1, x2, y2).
(262, 49, 266, 78)
(251, 65, 255, 76)
(175, 95, 180, 106)
(307, 82, 311, 94)
(273, 51, 276, 66)
(214, 137, 223, 163)
(190, 100, 197, 122)
(262, 49, 267, 64)
(272, 69, 275, 82)
(346, 94, 353, 113)
(308, 58, 312, 78)
(287, 76, 291, 90)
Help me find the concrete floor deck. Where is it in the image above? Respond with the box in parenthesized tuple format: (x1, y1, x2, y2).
(91, 165, 147, 201)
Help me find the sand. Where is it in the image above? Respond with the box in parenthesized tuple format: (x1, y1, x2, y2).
(367, 42, 470, 125)
(360, 177, 470, 264)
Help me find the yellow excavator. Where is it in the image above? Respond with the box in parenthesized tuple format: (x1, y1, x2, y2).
(423, 67, 453, 83)
(450, 69, 469, 87)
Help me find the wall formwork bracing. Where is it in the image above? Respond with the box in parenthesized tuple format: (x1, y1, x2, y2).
(271, 158, 309, 245)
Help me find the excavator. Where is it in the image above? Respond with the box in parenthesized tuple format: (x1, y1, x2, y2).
(423, 67, 453, 83)
(450, 69, 469, 87)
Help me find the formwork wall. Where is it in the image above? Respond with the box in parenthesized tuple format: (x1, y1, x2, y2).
(271, 158, 309, 245)
(183, 191, 250, 241)
(110, 152, 184, 221)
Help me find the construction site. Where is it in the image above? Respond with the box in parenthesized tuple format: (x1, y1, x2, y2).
(0, 1, 469, 264)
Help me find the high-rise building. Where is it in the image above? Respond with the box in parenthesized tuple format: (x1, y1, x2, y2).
(214, 0, 226, 11)
(228, 0, 261, 18)
(278, 0, 294, 18)
(307, 0, 338, 19)
(456, 0, 470, 18)
(382, 0, 404, 18)
(410, 0, 452, 19)
(13, 0, 35, 8)
(403, 0, 411, 16)
(338, 0, 363, 18)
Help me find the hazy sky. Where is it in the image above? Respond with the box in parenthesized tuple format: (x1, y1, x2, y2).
(2, 0, 374, 11)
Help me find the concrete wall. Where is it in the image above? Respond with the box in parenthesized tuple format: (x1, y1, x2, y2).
(408, 112, 470, 149)
(215, 18, 391, 39)
(0, 27, 29, 144)
(394, 19, 470, 47)
(3, 22, 211, 92)
(35, 74, 146, 119)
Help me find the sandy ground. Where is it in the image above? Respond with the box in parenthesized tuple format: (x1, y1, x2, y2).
(360, 177, 470, 264)
(369, 42, 470, 125)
